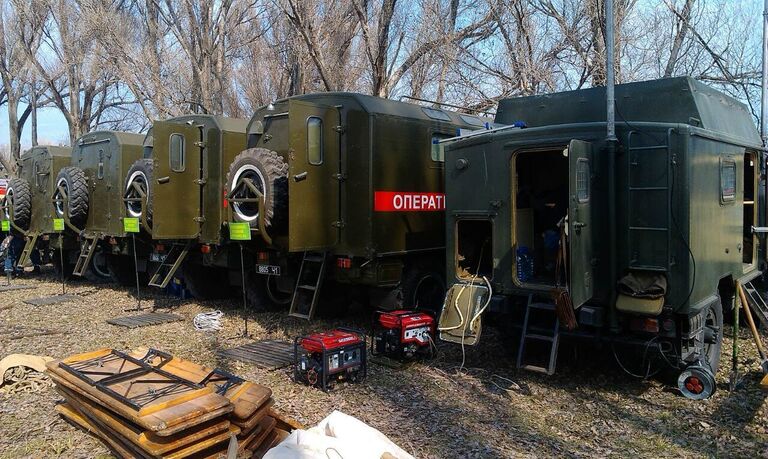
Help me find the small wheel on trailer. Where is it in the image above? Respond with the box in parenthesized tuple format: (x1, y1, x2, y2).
(106, 254, 148, 286)
(180, 262, 230, 300)
(84, 249, 113, 284)
(401, 262, 447, 315)
(678, 297, 722, 400)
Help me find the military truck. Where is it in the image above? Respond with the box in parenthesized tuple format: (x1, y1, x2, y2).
(123, 115, 248, 297)
(1, 146, 73, 273)
(437, 77, 765, 398)
(223, 93, 490, 318)
(51, 131, 147, 282)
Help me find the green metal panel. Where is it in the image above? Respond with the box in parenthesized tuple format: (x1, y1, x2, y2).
(567, 139, 594, 308)
(19, 146, 72, 234)
(72, 131, 145, 237)
(288, 100, 341, 251)
(151, 121, 202, 239)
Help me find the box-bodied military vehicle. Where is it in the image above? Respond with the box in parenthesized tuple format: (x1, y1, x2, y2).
(225, 93, 490, 319)
(437, 77, 766, 398)
(52, 131, 147, 282)
(123, 115, 248, 298)
(1, 146, 73, 274)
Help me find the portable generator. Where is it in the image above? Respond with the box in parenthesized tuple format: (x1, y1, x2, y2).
(294, 328, 367, 391)
(372, 310, 435, 359)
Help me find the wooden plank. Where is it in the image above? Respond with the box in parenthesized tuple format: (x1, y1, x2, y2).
(239, 416, 276, 453)
(23, 294, 78, 306)
(46, 363, 232, 435)
(269, 406, 306, 431)
(57, 386, 231, 456)
(233, 399, 274, 432)
(56, 403, 153, 459)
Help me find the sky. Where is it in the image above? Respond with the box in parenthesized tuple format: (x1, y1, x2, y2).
(0, 102, 71, 150)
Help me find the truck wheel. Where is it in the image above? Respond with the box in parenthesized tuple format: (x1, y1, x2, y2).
(401, 263, 446, 315)
(226, 148, 288, 228)
(84, 250, 113, 284)
(702, 297, 724, 374)
(125, 159, 153, 224)
(53, 166, 89, 228)
(180, 263, 229, 300)
(3, 178, 32, 230)
(244, 271, 292, 312)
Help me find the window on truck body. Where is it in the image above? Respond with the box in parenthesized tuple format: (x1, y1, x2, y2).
(307, 116, 323, 165)
(170, 134, 185, 172)
(720, 158, 736, 203)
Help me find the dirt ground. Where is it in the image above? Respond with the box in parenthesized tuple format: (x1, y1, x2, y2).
(1, 270, 767, 459)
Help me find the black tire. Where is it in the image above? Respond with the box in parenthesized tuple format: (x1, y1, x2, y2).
(3, 178, 32, 230)
(180, 262, 230, 300)
(125, 159, 154, 225)
(702, 297, 724, 374)
(226, 148, 288, 228)
(401, 261, 447, 315)
(244, 269, 293, 312)
(53, 167, 89, 228)
(106, 254, 148, 286)
(84, 250, 114, 284)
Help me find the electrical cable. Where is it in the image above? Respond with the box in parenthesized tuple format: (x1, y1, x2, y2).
(193, 310, 224, 331)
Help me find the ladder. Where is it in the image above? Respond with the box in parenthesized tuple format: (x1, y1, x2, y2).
(742, 281, 768, 327)
(73, 236, 99, 277)
(148, 242, 191, 288)
(626, 131, 672, 271)
(16, 234, 39, 268)
(289, 252, 327, 320)
(517, 295, 560, 375)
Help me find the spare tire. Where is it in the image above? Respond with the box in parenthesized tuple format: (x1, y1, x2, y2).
(53, 166, 89, 228)
(226, 148, 288, 228)
(3, 178, 32, 230)
(124, 159, 153, 225)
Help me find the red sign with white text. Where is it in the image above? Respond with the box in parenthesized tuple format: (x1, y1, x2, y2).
(374, 191, 445, 212)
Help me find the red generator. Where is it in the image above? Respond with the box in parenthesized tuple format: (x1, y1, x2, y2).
(372, 310, 435, 360)
(294, 328, 367, 391)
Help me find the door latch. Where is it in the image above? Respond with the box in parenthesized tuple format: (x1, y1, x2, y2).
(194, 141, 206, 148)
(333, 125, 345, 133)
(332, 220, 346, 228)
(333, 173, 347, 182)
(294, 172, 308, 182)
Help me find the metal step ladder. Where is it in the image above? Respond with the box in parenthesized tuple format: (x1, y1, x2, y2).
(148, 242, 191, 288)
(626, 131, 672, 271)
(742, 281, 768, 327)
(16, 234, 39, 268)
(73, 236, 99, 277)
(289, 252, 327, 320)
(517, 295, 560, 375)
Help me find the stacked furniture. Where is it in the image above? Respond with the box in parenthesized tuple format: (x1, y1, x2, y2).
(47, 348, 296, 458)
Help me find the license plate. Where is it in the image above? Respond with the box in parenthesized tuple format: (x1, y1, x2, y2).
(150, 253, 167, 263)
(256, 264, 281, 275)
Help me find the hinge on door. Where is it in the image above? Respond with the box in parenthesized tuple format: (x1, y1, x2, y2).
(194, 217, 206, 223)
(194, 179, 207, 185)
(333, 173, 347, 182)
(331, 220, 345, 228)
(333, 125, 344, 134)
(263, 134, 273, 142)
(194, 141, 206, 148)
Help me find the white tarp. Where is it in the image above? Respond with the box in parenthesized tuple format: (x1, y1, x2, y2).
(265, 410, 414, 459)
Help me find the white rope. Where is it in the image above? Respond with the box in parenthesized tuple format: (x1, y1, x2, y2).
(194, 310, 224, 331)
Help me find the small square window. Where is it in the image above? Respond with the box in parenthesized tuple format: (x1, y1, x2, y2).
(170, 134, 185, 172)
(307, 117, 323, 165)
(431, 134, 452, 162)
(721, 159, 736, 202)
(576, 158, 590, 202)
(423, 107, 452, 121)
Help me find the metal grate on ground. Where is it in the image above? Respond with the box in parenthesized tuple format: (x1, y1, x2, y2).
(217, 340, 295, 370)
(106, 312, 183, 329)
(0, 284, 35, 292)
(23, 294, 79, 306)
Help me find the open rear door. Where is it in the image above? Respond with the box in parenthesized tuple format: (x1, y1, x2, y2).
(288, 100, 341, 251)
(568, 140, 594, 308)
(152, 121, 203, 239)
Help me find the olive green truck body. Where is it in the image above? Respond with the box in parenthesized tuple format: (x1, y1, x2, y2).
(440, 77, 765, 388)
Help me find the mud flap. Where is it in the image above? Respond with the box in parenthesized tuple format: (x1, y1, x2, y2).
(438, 282, 490, 345)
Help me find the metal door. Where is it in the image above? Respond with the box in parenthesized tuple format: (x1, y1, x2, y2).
(152, 121, 203, 239)
(288, 100, 341, 251)
(568, 140, 594, 308)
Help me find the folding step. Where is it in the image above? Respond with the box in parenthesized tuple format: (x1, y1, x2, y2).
(73, 236, 99, 277)
(517, 295, 560, 375)
(16, 233, 39, 269)
(148, 242, 191, 288)
(743, 281, 768, 327)
(289, 252, 327, 320)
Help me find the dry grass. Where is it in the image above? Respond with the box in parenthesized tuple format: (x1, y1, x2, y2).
(0, 268, 767, 458)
